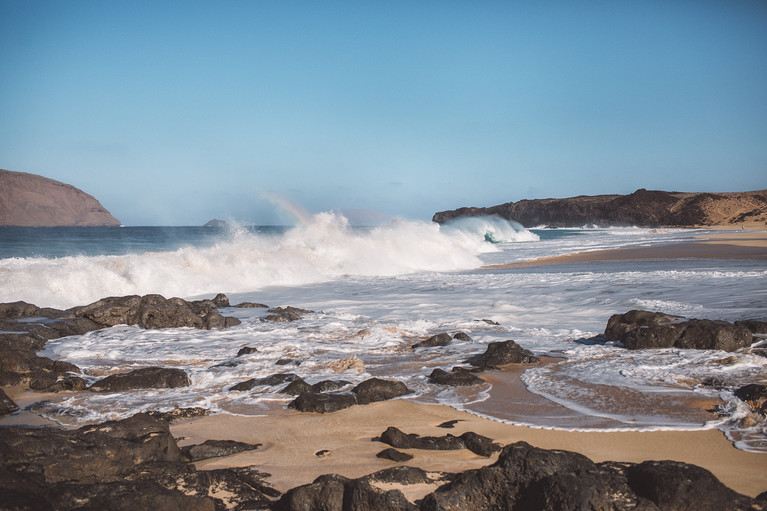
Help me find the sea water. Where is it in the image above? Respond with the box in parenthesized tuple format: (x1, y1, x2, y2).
(1, 214, 765, 452)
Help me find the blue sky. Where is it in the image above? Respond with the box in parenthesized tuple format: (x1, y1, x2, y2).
(1, 1, 766, 225)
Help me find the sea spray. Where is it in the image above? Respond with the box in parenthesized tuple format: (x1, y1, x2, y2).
(0, 212, 540, 309)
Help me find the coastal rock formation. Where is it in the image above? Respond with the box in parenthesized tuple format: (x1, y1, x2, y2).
(0, 413, 278, 510)
(420, 441, 755, 511)
(352, 378, 411, 404)
(73, 294, 242, 330)
(605, 310, 753, 351)
(465, 340, 539, 369)
(428, 367, 485, 386)
(379, 427, 502, 457)
(432, 188, 767, 228)
(0, 168, 121, 226)
(88, 366, 191, 392)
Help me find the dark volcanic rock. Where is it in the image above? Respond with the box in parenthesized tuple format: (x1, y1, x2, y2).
(287, 392, 358, 413)
(181, 439, 261, 461)
(230, 372, 300, 391)
(413, 332, 453, 349)
(428, 367, 484, 386)
(211, 293, 230, 307)
(352, 378, 411, 404)
(274, 473, 417, 511)
(734, 384, 767, 409)
(452, 331, 473, 342)
(0, 413, 278, 510)
(236, 346, 259, 356)
(379, 427, 500, 456)
(73, 294, 240, 330)
(605, 310, 753, 352)
(376, 448, 414, 462)
(735, 319, 767, 335)
(0, 387, 18, 415)
(465, 340, 539, 369)
(419, 440, 756, 511)
(312, 380, 351, 392)
(234, 301, 269, 308)
(282, 378, 315, 395)
(89, 366, 191, 392)
(263, 306, 312, 322)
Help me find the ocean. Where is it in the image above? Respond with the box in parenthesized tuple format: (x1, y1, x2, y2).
(1, 213, 765, 452)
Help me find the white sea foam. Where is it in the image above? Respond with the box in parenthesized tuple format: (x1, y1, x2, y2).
(0, 213, 539, 309)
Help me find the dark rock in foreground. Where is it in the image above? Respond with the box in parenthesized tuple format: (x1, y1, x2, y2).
(89, 366, 191, 392)
(380, 427, 501, 457)
(420, 441, 755, 511)
(0, 413, 278, 510)
(605, 310, 753, 351)
(377, 448, 414, 462)
(465, 340, 539, 369)
(0, 387, 18, 416)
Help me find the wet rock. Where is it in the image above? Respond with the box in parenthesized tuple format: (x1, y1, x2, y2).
(312, 380, 351, 392)
(459, 431, 502, 457)
(452, 332, 473, 342)
(287, 392, 358, 413)
(28, 370, 59, 390)
(146, 407, 210, 422)
(234, 301, 269, 308)
(465, 340, 538, 369)
(605, 310, 753, 352)
(734, 383, 767, 410)
(377, 448, 414, 462)
(181, 439, 261, 461)
(46, 375, 88, 392)
(274, 474, 416, 511)
(413, 332, 452, 349)
(89, 366, 191, 392)
(236, 346, 259, 356)
(263, 306, 313, 322)
(428, 367, 484, 386)
(352, 378, 411, 404)
(0, 332, 47, 351)
(0, 370, 24, 386)
(282, 378, 315, 395)
(735, 319, 767, 335)
(276, 358, 302, 366)
(0, 387, 18, 415)
(230, 372, 300, 391)
(73, 294, 240, 330)
(211, 293, 230, 307)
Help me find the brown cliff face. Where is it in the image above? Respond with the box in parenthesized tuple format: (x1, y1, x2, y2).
(433, 189, 767, 228)
(0, 169, 121, 227)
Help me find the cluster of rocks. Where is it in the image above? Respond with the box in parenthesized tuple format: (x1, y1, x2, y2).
(0, 412, 278, 510)
(604, 310, 764, 352)
(274, 440, 765, 511)
(0, 294, 242, 414)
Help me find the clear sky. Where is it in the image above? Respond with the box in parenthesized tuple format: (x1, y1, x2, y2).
(1, 1, 766, 225)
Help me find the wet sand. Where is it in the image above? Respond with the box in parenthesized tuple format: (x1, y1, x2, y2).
(484, 230, 767, 269)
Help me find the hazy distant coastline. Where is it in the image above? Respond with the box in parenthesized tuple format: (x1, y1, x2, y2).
(0, 169, 120, 227)
(433, 188, 767, 229)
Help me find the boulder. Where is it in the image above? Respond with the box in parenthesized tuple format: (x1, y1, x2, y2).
(734, 384, 767, 411)
(287, 392, 358, 413)
(234, 301, 269, 308)
(263, 306, 312, 322)
(211, 293, 230, 307)
(352, 378, 411, 404)
(413, 333, 452, 349)
(452, 332, 473, 342)
(312, 380, 351, 392)
(236, 346, 259, 356)
(465, 340, 538, 369)
(229, 372, 300, 391)
(282, 378, 315, 395)
(428, 367, 484, 386)
(376, 448, 414, 462)
(274, 473, 416, 511)
(181, 439, 261, 461)
(0, 387, 18, 416)
(605, 310, 753, 352)
(735, 319, 767, 335)
(89, 367, 191, 392)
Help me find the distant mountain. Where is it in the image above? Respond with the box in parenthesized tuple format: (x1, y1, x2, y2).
(0, 169, 121, 227)
(432, 189, 767, 228)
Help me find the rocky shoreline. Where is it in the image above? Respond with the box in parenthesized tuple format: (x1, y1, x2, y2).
(2, 294, 766, 509)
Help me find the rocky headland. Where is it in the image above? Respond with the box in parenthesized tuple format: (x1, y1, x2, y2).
(0, 169, 120, 227)
(432, 188, 767, 228)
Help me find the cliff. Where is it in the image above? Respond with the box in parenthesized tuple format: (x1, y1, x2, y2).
(0, 169, 121, 227)
(432, 189, 767, 228)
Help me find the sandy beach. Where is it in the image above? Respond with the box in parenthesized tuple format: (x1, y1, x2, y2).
(484, 229, 767, 269)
